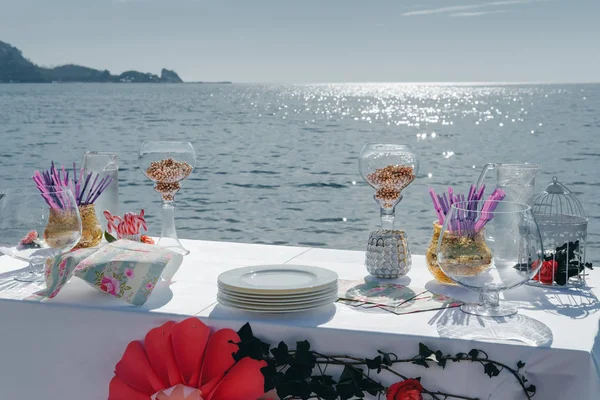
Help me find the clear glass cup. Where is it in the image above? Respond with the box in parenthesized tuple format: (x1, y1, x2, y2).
(81, 151, 119, 232)
(437, 200, 543, 317)
(138, 141, 196, 255)
(0, 187, 82, 283)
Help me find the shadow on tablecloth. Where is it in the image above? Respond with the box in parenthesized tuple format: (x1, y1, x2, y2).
(504, 283, 600, 319)
(0, 266, 174, 311)
(430, 307, 553, 347)
(0, 267, 44, 300)
(207, 303, 337, 326)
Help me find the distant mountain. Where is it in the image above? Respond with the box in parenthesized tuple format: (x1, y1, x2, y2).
(0, 40, 183, 83)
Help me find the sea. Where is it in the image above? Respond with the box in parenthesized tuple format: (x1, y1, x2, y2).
(0, 83, 598, 258)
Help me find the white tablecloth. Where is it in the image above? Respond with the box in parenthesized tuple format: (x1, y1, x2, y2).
(0, 239, 599, 399)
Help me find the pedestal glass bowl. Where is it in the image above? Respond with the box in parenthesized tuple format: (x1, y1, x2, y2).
(437, 201, 543, 317)
(359, 144, 419, 227)
(139, 141, 196, 255)
(0, 187, 82, 283)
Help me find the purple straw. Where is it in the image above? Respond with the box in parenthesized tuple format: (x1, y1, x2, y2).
(90, 176, 113, 204)
(87, 175, 108, 205)
(476, 184, 485, 201)
(83, 174, 100, 205)
(429, 189, 444, 224)
(79, 172, 92, 204)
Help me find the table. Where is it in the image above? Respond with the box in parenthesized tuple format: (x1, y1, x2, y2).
(1, 239, 599, 399)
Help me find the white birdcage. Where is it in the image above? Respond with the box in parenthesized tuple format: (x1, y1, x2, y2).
(527, 176, 588, 287)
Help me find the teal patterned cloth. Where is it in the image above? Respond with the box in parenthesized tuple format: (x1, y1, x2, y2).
(34, 240, 182, 306)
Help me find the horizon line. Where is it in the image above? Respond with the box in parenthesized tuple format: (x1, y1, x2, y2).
(228, 81, 600, 85)
(3, 80, 599, 85)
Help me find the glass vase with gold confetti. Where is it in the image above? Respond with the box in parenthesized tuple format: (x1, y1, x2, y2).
(33, 160, 114, 249)
(359, 144, 419, 278)
(46, 205, 99, 249)
(425, 221, 455, 284)
(74, 204, 102, 248)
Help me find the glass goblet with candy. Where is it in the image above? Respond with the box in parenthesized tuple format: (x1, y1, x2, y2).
(139, 141, 196, 255)
(358, 144, 419, 279)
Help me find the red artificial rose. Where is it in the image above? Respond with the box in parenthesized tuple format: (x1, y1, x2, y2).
(387, 379, 424, 400)
(140, 235, 155, 245)
(397, 390, 423, 400)
(532, 260, 558, 285)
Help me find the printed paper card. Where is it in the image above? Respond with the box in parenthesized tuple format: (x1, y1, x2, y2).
(337, 279, 461, 315)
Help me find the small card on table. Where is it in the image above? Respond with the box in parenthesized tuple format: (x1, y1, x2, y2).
(337, 279, 461, 315)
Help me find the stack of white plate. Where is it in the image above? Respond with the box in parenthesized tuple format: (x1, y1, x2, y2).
(217, 265, 338, 313)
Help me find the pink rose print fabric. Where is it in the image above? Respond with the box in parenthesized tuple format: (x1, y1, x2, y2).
(33, 240, 182, 306)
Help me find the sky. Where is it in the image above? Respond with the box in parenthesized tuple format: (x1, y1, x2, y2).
(0, 0, 599, 83)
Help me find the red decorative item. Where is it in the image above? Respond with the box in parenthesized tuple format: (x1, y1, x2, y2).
(531, 260, 558, 285)
(20, 230, 38, 245)
(387, 379, 424, 400)
(105, 209, 148, 239)
(141, 235, 156, 245)
(109, 318, 267, 400)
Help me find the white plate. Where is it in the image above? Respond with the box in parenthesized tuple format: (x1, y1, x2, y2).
(217, 294, 337, 313)
(219, 290, 337, 305)
(218, 301, 332, 314)
(218, 293, 337, 309)
(218, 287, 337, 303)
(218, 265, 338, 294)
(218, 283, 337, 300)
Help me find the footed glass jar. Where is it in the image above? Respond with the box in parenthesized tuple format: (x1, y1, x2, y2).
(74, 204, 102, 249)
(425, 222, 455, 284)
(365, 230, 411, 278)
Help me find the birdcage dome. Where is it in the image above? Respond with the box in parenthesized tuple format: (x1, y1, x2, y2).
(528, 176, 586, 224)
(527, 176, 588, 288)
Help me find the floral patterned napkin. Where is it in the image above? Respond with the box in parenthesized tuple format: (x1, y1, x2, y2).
(33, 240, 182, 306)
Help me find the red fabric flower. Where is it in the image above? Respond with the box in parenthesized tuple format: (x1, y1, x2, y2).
(141, 235, 155, 245)
(387, 379, 424, 400)
(20, 230, 38, 245)
(532, 260, 558, 285)
(109, 318, 267, 400)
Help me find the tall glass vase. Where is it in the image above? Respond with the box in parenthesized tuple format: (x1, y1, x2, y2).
(82, 151, 119, 232)
(359, 144, 419, 279)
(139, 141, 196, 256)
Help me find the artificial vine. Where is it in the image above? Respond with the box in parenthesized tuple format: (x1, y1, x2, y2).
(232, 323, 536, 400)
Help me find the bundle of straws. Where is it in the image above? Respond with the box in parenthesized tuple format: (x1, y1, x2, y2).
(33, 161, 113, 209)
(429, 184, 506, 232)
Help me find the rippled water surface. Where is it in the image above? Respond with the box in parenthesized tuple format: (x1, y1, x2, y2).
(0, 83, 598, 257)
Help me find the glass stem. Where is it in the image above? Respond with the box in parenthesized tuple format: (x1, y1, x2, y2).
(161, 200, 179, 240)
(479, 292, 500, 308)
(28, 260, 36, 275)
(380, 206, 395, 230)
